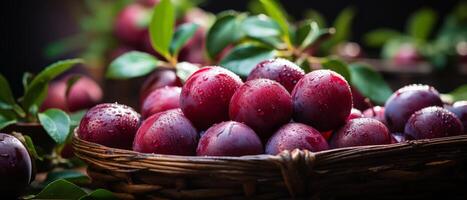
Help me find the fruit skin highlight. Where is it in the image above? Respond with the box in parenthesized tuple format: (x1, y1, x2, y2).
(330, 118, 391, 148)
(141, 86, 181, 118)
(196, 121, 263, 156)
(447, 101, 467, 134)
(404, 106, 464, 140)
(292, 70, 352, 132)
(133, 109, 198, 155)
(229, 79, 292, 139)
(384, 84, 443, 132)
(363, 106, 387, 125)
(78, 103, 141, 149)
(266, 123, 329, 155)
(0, 133, 33, 198)
(180, 67, 243, 130)
(247, 58, 305, 93)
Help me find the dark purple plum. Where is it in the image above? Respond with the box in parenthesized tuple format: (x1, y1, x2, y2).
(78, 103, 141, 149)
(351, 87, 370, 111)
(247, 58, 305, 93)
(114, 4, 150, 45)
(292, 70, 352, 131)
(180, 67, 243, 130)
(140, 68, 183, 104)
(196, 121, 263, 156)
(393, 44, 422, 65)
(384, 85, 443, 132)
(229, 79, 292, 139)
(447, 101, 467, 134)
(0, 133, 33, 198)
(133, 109, 198, 155)
(405, 106, 464, 139)
(266, 123, 329, 155)
(141, 86, 181, 118)
(330, 118, 391, 148)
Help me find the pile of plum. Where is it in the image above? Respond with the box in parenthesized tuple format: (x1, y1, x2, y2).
(77, 58, 467, 156)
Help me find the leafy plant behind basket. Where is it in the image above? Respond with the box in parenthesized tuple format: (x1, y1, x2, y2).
(106, 0, 394, 104)
(0, 59, 83, 159)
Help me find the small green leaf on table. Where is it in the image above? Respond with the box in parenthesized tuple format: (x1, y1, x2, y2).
(206, 12, 245, 59)
(33, 179, 87, 200)
(106, 51, 159, 79)
(170, 23, 199, 56)
(176, 62, 200, 82)
(22, 59, 83, 114)
(220, 44, 276, 77)
(38, 109, 71, 144)
(349, 63, 393, 105)
(321, 58, 352, 83)
(79, 189, 116, 200)
(149, 0, 176, 60)
(43, 170, 90, 186)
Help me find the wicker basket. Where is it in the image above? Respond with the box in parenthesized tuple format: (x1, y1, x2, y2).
(72, 130, 467, 200)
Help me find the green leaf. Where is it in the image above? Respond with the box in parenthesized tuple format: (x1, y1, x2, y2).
(220, 44, 276, 77)
(43, 170, 90, 186)
(34, 179, 87, 200)
(322, 7, 355, 51)
(22, 72, 34, 91)
(170, 23, 199, 55)
(149, 0, 176, 59)
(0, 74, 24, 117)
(448, 84, 467, 102)
(259, 0, 291, 45)
(106, 51, 159, 79)
(70, 110, 88, 127)
(176, 62, 199, 82)
(22, 59, 83, 114)
(381, 37, 413, 59)
(0, 114, 16, 130)
(407, 8, 437, 42)
(363, 28, 401, 47)
(38, 109, 71, 144)
(79, 189, 116, 200)
(295, 21, 333, 50)
(349, 64, 393, 105)
(11, 132, 43, 161)
(242, 15, 283, 48)
(206, 12, 245, 59)
(303, 9, 327, 27)
(321, 58, 351, 83)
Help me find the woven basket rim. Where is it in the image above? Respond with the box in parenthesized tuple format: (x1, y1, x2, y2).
(72, 129, 467, 160)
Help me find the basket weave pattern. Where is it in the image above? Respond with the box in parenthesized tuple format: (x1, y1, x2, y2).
(72, 132, 467, 199)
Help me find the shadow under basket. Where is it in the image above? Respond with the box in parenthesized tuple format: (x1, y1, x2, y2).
(72, 131, 467, 200)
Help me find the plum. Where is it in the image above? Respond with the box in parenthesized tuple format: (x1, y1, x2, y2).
(351, 87, 370, 111)
(141, 86, 181, 118)
(334, 42, 363, 59)
(347, 108, 363, 120)
(330, 118, 391, 148)
(139, 0, 160, 7)
(180, 67, 243, 130)
(114, 4, 150, 45)
(292, 69, 352, 131)
(247, 58, 305, 93)
(393, 44, 422, 65)
(447, 101, 467, 134)
(405, 106, 464, 139)
(265, 123, 329, 155)
(78, 103, 141, 149)
(363, 106, 387, 125)
(140, 68, 183, 103)
(41, 75, 103, 112)
(384, 84, 443, 132)
(133, 109, 198, 155)
(196, 121, 263, 156)
(0, 133, 33, 198)
(229, 79, 292, 139)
